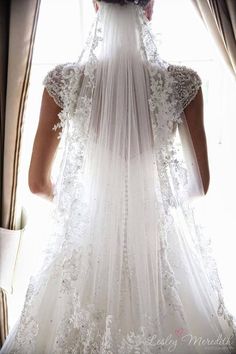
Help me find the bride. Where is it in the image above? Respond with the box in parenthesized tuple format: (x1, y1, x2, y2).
(1, 0, 236, 353)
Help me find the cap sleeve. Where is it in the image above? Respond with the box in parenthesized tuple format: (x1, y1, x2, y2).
(42, 63, 71, 109)
(167, 64, 202, 120)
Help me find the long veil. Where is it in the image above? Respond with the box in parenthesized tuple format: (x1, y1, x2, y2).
(2, 2, 236, 354)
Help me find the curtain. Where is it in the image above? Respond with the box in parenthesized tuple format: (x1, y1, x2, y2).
(190, 0, 236, 78)
(0, 0, 41, 346)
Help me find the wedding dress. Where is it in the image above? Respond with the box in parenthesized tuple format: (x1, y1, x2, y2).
(1, 2, 236, 354)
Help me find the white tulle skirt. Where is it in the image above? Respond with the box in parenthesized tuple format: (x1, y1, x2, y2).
(1, 133, 236, 354)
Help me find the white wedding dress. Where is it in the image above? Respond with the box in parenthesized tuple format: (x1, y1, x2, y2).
(1, 2, 236, 354)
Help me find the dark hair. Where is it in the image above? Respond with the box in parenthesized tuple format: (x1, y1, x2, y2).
(97, 0, 150, 7)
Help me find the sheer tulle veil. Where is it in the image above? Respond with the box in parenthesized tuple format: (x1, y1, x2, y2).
(1, 1, 236, 353)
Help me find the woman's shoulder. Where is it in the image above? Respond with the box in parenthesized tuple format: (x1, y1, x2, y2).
(43, 62, 85, 81)
(42, 62, 85, 109)
(167, 63, 202, 88)
(167, 63, 202, 111)
(144, 61, 202, 89)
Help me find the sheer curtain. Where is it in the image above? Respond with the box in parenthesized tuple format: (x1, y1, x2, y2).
(8, 0, 236, 332)
(190, 0, 236, 79)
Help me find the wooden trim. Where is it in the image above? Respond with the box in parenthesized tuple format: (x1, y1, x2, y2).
(0, 288, 8, 347)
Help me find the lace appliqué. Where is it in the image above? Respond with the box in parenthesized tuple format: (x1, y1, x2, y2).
(42, 63, 73, 140)
(43, 63, 67, 109)
(167, 64, 202, 122)
(52, 291, 168, 354)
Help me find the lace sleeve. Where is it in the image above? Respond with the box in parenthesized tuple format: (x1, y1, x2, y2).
(42, 63, 70, 109)
(167, 64, 202, 121)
